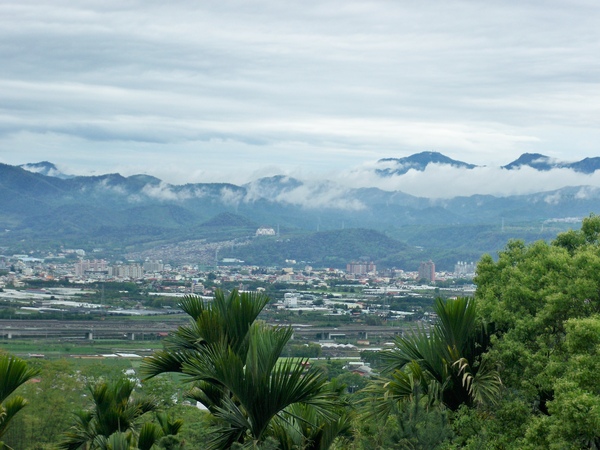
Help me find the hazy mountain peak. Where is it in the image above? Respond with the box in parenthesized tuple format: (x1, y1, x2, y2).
(502, 153, 557, 171)
(376, 151, 477, 176)
(125, 174, 163, 190)
(200, 212, 258, 228)
(502, 153, 600, 173)
(567, 156, 600, 174)
(243, 175, 304, 202)
(245, 175, 303, 190)
(19, 161, 73, 179)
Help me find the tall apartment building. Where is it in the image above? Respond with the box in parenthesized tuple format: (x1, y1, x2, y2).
(143, 260, 164, 272)
(418, 260, 436, 283)
(454, 261, 476, 277)
(346, 261, 376, 275)
(110, 264, 144, 279)
(75, 259, 108, 277)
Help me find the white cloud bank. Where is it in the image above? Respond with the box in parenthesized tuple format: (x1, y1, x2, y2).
(332, 163, 600, 199)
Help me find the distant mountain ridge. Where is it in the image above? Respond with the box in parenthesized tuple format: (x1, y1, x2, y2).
(501, 153, 600, 173)
(18, 161, 73, 179)
(2, 158, 598, 225)
(373, 151, 600, 175)
(19, 152, 600, 184)
(4, 152, 600, 269)
(376, 151, 478, 176)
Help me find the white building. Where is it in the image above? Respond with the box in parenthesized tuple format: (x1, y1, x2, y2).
(75, 260, 108, 277)
(454, 261, 476, 277)
(110, 264, 144, 279)
(256, 227, 276, 236)
(284, 292, 299, 308)
(143, 260, 164, 272)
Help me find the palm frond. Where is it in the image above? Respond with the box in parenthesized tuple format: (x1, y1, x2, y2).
(186, 381, 227, 412)
(57, 410, 95, 450)
(144, 289, 348, 448)
(104, 431, 134, 450)
(178, 294, 210, 320)
(453, 357, 502, 406)
(0, 354, 40, 403)
(140, 349, 195, 379)
(155, 411, 184, 437)
(137, 422, 162, 450)
(435, 297, 477, 356)
(273, 401, 354, 450)
(0, 396, 28, 438)
(374, 297, 499, 412)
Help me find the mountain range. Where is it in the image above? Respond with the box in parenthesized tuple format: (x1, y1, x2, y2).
(19, 152, 600, 179)
(376, 151, 600, 176)
(2, 151, 599, 270)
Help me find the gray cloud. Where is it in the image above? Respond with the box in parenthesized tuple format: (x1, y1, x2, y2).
(1, 0, 600, 184)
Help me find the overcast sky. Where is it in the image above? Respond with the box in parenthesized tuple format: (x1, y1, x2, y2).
(2, 0, 600, 191)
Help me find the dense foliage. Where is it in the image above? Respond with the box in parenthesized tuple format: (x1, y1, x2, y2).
(142, 290, 348, 449)
(0, 354, 40, 447)
(469, 214, 600, 448)
(4, 216, 600, 448)
(220, 228, 412, 268)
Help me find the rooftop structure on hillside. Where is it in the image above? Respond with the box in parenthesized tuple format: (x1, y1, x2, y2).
(256, 227, 276, 236)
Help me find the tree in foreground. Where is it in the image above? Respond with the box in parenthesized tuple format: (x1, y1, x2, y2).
(142, 289, 346, 449)
(358, 300, 500, 450)
(472, 214, 600, 448)
(58, 377, 178, 450)
(377, 297, 501, 413)
(0, 353, 40, 447)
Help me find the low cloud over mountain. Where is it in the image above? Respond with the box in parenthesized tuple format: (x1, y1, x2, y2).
(13, 151, 600, 214)
(5, 153, 600, 260)
(20, 151, 600, 202)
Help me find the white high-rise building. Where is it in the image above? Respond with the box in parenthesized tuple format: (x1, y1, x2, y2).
(75, 259, 108, 277)
(454, 261, 476, 277)
(284, 292, 299, 308)
(110, 264, 144, 279)
(143, 260, 164, 272)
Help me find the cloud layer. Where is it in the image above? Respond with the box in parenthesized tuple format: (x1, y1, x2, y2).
(1, 1, 600, 188)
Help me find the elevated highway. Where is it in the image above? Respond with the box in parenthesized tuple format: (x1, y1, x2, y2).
(0, 319, 415, 342)
(0, 319, 186, 340)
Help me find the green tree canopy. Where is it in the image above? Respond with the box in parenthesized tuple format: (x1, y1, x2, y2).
(474, 214, 600, 448)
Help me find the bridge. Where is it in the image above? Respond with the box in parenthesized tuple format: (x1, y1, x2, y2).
(0, 319, 415, 342)
(290, 324, 413, 341)
(0, 319, 187, 341)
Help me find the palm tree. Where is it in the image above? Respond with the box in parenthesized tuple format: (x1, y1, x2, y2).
(143, 289, 271, 414)
(62, 412, 183, 450)
(137, 412, 184, 450)
(269, 398, 354, 450)
(142, 290, 345, 449)
(0, 353, 40, 447)
(379, 297, 501, 412)
(59, 378, 159, 450)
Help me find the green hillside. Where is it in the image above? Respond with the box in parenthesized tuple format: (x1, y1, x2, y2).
(220, 228, 411, 268)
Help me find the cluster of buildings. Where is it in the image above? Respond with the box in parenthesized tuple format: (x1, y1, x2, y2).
(74, 259, 162, 279)
(346, 261, 376, 275)
(0, 246, 476, 294)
